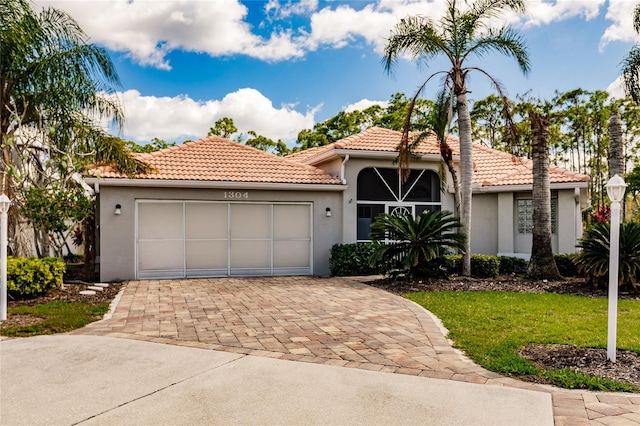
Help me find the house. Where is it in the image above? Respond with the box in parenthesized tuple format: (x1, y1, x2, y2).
(85, 127, 590, 281)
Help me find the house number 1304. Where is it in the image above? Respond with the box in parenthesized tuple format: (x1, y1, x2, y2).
(224, 191, 249, 199)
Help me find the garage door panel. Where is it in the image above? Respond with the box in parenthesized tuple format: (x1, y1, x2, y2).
(230, 240, 270, 269)
(185, 203, 227, 239)
(273, 240, 310, 268)
(137, 201, 312, 278)
(185, 240, 227, 269)
(138, 203, 183, 239)
(138, 240, 184, 271)
(273, 204, 310, 239)
(231, 204, 270, 239)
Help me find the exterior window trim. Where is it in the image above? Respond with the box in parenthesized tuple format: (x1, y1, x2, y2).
(516, 196, 558, 235)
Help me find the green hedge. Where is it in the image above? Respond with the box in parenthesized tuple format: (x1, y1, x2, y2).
(498, 256, 528, 275)
(445, 254, 500, 278)
(7, 257, 65, 298)
(329, 243, 384, 276)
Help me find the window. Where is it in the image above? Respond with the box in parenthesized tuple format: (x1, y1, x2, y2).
(517, 198, 557, 234)
(356, 167, 441, 241)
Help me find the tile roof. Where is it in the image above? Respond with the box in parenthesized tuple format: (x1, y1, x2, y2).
(286, 127, 442, 162)
(87, 136, 342, 185)
(288, 127, 590, 188)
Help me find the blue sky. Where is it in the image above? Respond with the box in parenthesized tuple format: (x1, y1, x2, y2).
(36, 0, 640, 146)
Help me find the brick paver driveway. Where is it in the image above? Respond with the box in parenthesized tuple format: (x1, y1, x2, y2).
(74, 276, 640, 425)
(76, 276, 491, 381)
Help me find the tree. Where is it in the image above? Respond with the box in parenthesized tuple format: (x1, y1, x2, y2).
(127, 137, 176, 153)
(208, 117, 238, 138)
(527, 110, 560, 279)
(383, 0, 530, 275)
(622, 4, 640, 103)
(470, 94, 507, 150)
(244, 131, 290, 156)
(410, 90, 461, 216)
(1, 0, 149, 258)
(293, 93, 436, 151)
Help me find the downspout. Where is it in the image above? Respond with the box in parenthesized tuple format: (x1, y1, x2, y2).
(340, 154, 350, 184)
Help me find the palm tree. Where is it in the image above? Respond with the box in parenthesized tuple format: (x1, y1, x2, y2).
(407, 89, 461, 216)
(622, 4, 640, 103)
(369, 210, 466, 278)
(527, 111, 560, 279)
(1, 0, 149, 256)
(383, 0, 530, 275)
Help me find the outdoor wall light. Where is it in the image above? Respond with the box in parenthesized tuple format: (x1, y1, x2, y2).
(325, 207, 332, 217)
(114, 204, 122, 215)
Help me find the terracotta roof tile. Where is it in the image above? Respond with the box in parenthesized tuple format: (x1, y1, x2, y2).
(287, 127, 589, 187)
(88, 136, 342, 185)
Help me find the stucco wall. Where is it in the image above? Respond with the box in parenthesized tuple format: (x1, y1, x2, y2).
(499, 188, 581, 258)
(470, 193, 499, 255)
(97, 185, 343, 281)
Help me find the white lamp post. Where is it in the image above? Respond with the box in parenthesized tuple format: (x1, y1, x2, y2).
(0, 193, 10, 321)
(605, 174, 627, 363)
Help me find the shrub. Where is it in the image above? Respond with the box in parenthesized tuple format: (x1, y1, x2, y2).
(330, 243, 382, 276)
(445, 254, 500, 278)
(554, 253, 579, 277)
(369, 211, 465, 279)
(498, 256, 528, 275)
(574, 221, 640, 289)
(470, 254, 500, 278)
(7, 257, 65, 298)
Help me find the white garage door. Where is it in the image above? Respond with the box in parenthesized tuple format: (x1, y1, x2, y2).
(136, 201, 312, 279)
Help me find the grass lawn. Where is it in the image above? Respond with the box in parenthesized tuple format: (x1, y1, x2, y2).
(406, 291, 640, 392)
(0, 301, 109, 337)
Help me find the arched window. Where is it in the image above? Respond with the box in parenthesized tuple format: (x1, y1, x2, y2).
(356, 167, 441, 241)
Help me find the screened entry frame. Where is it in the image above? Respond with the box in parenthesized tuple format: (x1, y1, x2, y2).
(135, 200, 313, 279)
(356, 167, 442, 242)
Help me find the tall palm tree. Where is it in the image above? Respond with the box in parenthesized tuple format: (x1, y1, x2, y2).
(527, 111, 560, 279)
(383, 0, 530, 275)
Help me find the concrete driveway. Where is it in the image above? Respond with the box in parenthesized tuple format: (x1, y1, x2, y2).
(1, 276, 633, 424)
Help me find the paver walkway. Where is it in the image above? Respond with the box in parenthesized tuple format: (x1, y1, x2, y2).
(74, 276, 640, 425)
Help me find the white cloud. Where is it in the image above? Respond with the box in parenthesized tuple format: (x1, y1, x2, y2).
(607, 76, 626, 100)
(265, 0, 318, 19)
(521, 0, 604, 27)
(343, 99, 388, 112)
(306, 1, 447, 53)
(118, 88, 317, 144)
(34, 0, 629, 76)
(35, 0, 306, 69)
(601, 0, 640, 47)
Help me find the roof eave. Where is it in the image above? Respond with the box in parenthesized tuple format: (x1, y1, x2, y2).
(334, 149, 451, 162)
(473, 181, 590, 193)
(85, 177, 347, 192)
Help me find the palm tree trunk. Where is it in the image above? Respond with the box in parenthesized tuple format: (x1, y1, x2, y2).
(527, 112, 560, 279)
(608, 109, 625, 178)
(608, 109, 625, 217)
(457, 93, 473, 276)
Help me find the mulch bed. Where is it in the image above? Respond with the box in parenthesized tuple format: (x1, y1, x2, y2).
(2, 282, 123, 330)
